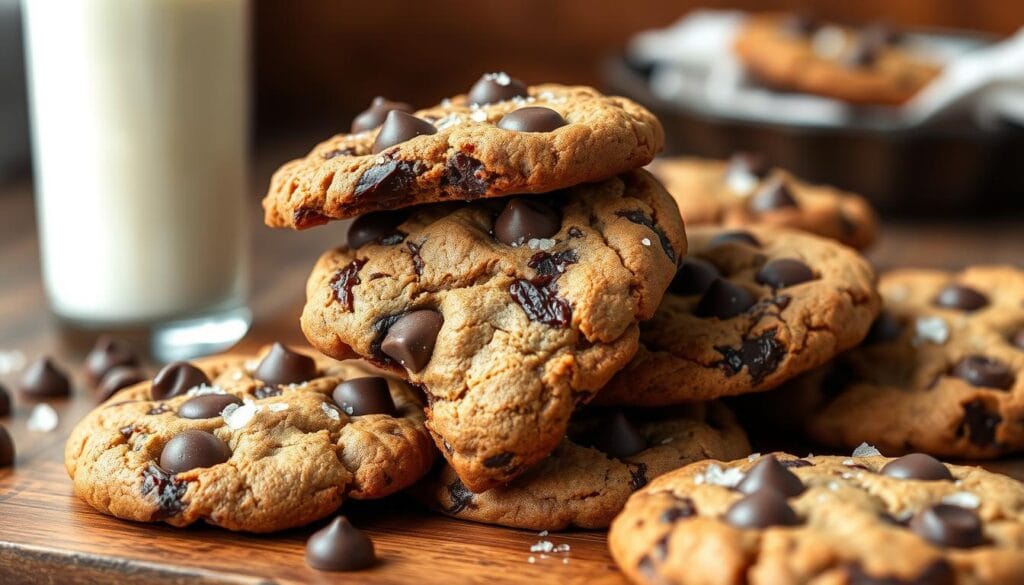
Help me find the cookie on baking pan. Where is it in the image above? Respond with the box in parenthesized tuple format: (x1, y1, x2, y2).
(648, 153, 878, 250)
(301, 169, 686, 492)
(609, 451, 1024, 585)
(263, 73, 664, 228)
(594, 225, 880, 406)
(418, 402, 750, 531)
(734, 13, 941, 105)
(775, 266, 1024, 459)
(65, 345, 436, 532)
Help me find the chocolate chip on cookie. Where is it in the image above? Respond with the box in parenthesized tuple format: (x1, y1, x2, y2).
(347, 210, 409, 249)
(934, 283, 988, 311)
(333, 377, 398, 416)
(159, 430, 232, 473)
(372, 110, 438, 154)
(254, 343, 317, 386)
(494, 198, 561, 247)
(695, 278, 756, 319)
(881, 453, 953, 481)
(497, 107, 567, 132)
(351, 96, 414, 133)
(735, 454, 805, 496)
(151, 362, 210, 400)
(910, 504, 984, 548)
(84, 336, 140, 386)
(749, 177, 798, 213)
(380, 310, 444, 373)
(669, 257, 721, 296)
(178, 394, 243, 419)
(952, 355, 1015, 390)
(467, 72, 528, 105)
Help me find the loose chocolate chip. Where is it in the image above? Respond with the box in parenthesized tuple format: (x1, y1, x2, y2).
(910, 504, 984, 548)
(380, 310, 444, 372)
(371, 110, 437, 154)
(0, 425, 13, 467)
(726, 151, 771, 179)
(509, 278, 572, 327)
(933, 284, 988, 311)
(333, 377, 397, 416)
(755, 259, 815, 289)
(330, 259, 368, 312)
(441, 152, 489, 196)
(0, 384, 9, 416)
(1012, 329, 1024, 351)
(494, 198, 561, 246)
(952, 355, 1015, 390)
(736, 455, 805, 497)
(178, 394, 243, 420)
(866, 311, 904, 344)
(354, 159, 424, 201)
(18, 358, 71, 397)
(782, 13, 818, 36)
(151, 362, 210, 401)
(306, 516, 377, 572)
(467, 72, 528, 105)
(158, 430, 231, 474)
(254, 343, 317, 386)
(695, 278, 756, 319)
(723, 490, 800, 529)
(497, 107, 567, 132)
(708, 230, 761, 248)
(881, 453, 953, 481)
(588, 411, 647, 459)
(141, 464, 188, 516)
(670, 257, 721, 296)
(84, 336, 140, 386)
(749, 177, 799, 213)
(348, 210, 408, 249)
(98, 366, 148, 401)
(351, 96, 414, 133)
(960, 400, 1001, 446)
(715, 329, 787, 384)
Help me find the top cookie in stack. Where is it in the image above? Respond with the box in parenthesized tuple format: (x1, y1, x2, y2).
(262, 74, 686, 493)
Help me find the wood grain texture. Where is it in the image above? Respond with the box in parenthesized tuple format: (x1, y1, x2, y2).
(0, 165, 1022, 583)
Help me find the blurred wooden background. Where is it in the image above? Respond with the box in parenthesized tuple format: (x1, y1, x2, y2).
(254, 0, 1023, 133)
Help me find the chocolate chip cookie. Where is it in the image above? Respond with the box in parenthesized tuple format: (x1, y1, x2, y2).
(594, 226, 880, 406)
(734, 14, 941, 105)
(609, 452, 1024, 585)
(776, 266, 1024, 459)
(65, 345, 436, 532)
(301, 169, 686, 491)
(263, 74, 664, 228)
(417, 402, 750, 531)
(649, 154, 878, 250)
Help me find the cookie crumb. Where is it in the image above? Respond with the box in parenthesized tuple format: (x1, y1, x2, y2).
(27, 403, 58, 432)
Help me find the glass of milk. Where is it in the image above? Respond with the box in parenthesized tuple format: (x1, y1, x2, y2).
(22, 0, 251, 361)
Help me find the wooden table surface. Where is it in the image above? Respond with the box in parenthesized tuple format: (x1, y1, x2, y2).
(1, 155, 1023, 584)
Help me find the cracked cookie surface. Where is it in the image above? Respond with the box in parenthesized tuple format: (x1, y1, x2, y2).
(772, 267, 1024, 459)
(416, 402, 749, 530)
(301, 169, 686, 491)
(734, 13, 941, 105)
(595, 226, 880, 406)
(65, 348, 436, 533)
(609, 452, 1024, 585)
(263, 81, 663, 228)
(649, 155, 877, 250)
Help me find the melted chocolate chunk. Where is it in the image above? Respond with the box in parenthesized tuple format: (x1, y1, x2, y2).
(629, 462, 649, 490)
(293, 208, 330, 229)
(330, 259, 368, 312)
(959, 400, 1001, 446)
(528, 249, 579, 278)
(483, 452, 514, 468)
(348, 210, 409, 249)
(445, 477, 475, 514)
(660, 497, 696, 523)
(952, 355, 1015, 390)
(141, 464, 188, 517)
(509, 278, 572, 327)
(670, 257, 721, 296)
(406, 241, 424, 276)
(715, 329, 787, 384)
(353, 159, 424, 201)
(615, 210, 676, 262)
(305, 516, 377, 572)
(441, 152, 489, 196)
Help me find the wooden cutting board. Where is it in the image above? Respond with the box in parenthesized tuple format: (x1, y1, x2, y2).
(0, 390, 628, 585)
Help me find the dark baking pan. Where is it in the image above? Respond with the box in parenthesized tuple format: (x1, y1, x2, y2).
(603, 55, 1024, 217)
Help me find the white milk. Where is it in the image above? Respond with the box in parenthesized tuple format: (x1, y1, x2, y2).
(22, 0, 250, 326)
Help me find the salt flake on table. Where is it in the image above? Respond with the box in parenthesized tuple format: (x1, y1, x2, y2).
(852, 443, 881, 457)
(27, 403, 58, 432)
